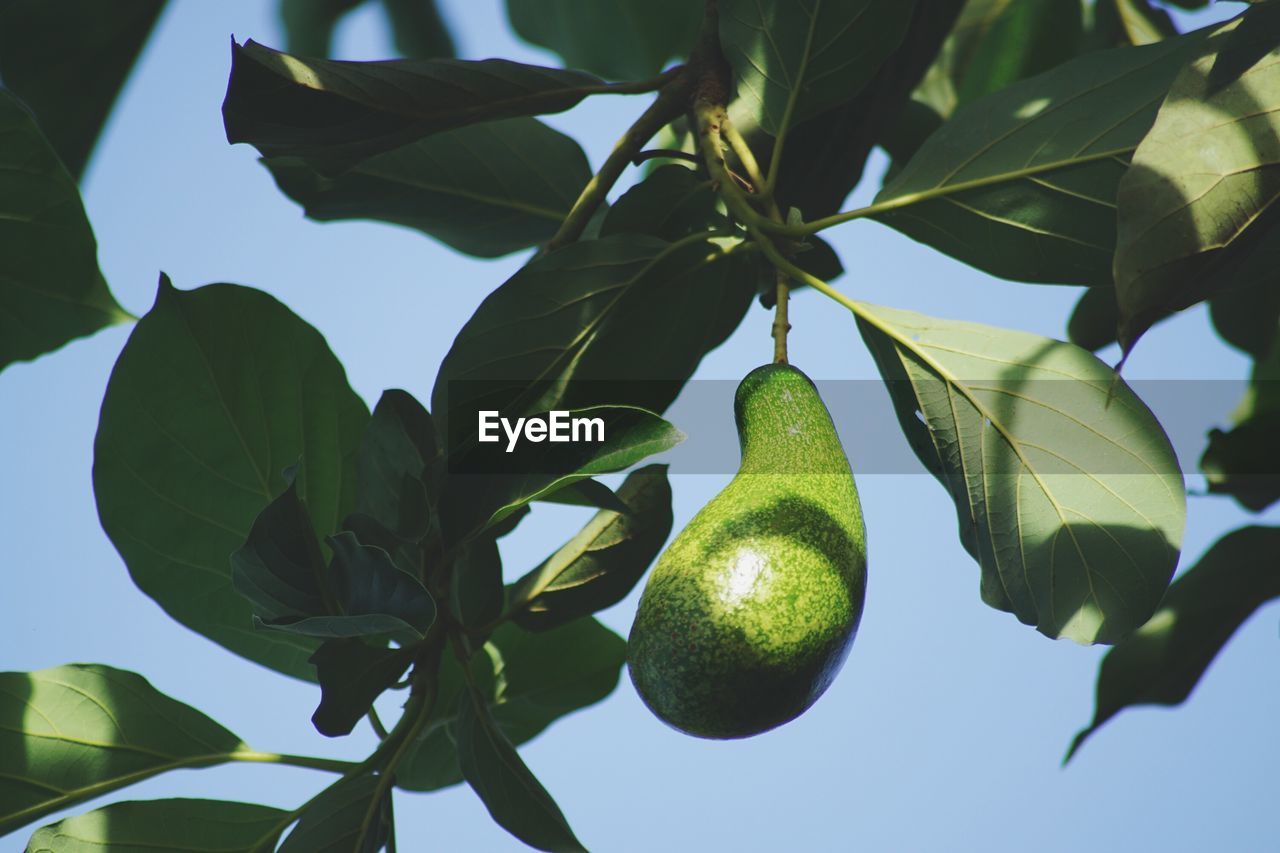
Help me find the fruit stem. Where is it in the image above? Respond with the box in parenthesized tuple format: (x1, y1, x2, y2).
(773, 270, 790, 364)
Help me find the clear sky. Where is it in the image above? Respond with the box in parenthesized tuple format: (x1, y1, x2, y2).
(3, 2, 1277, 851)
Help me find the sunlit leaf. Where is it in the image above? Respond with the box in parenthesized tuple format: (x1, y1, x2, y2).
(874, 26, 1218, 286)
(856, 303, 1185, 643)
(24, 798, 288, 853)
(1114, 23, 1280, 350)
(0, 665, 249, 838)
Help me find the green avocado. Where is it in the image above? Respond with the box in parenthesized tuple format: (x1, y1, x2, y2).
(627, 363, 867, 739)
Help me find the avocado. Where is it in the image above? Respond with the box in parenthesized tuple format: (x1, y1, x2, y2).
(628, 364, 867, 739)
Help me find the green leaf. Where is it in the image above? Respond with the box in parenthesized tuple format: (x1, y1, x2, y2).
(355, 389, 441, 537)
(855, 302, 1186, 644)
(1099, 0, 1178, 48)
(599, 164, 726, 242)
(445, 405, 685, 540)
(0, 0, 166, 178)
(430, 233, 753, 450)
(381, 0, 456, 59)
(1209, 277, 1280, 359)
(511, 464, 673, 631)
(310, 640, 415, 737)
(0, 665, 248, 838)
(1067, 526, 1280, 761)
(263, 117, 593, 258)
(535, 478, 630, 514)
(457, 686, 585, 853)
(0, 91, 128, 372)
(1208, 0, 1280, 91)
(25, 798, 288, 853)
(397, 618, 625, 792)
(222, 39, 607, 174)
(771, 2, 964, 221)
(1114, 24, 1280, 350)
(719, 0, 917, 136)
(873, 26, 1219, 286)
(279, 775, 390, 853)
(947, 0, 1085, 110)
(505, 0, 700, 81)
(279, 0, 366, 58)
(247, 531, 437, 644)
(230, 477, 330, 622)
(1200, 343, 1280, 512)
(93, 278, 369, 680)
(450, 535, 505, 631)
(1067, 286, 1121, 353)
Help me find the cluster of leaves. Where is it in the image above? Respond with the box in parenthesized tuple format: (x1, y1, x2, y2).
(2, 0, 1279, 849)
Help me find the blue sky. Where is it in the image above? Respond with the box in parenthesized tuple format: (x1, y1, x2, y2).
(3, 1, 1277, 850)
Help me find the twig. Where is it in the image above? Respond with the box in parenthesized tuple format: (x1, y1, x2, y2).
(632, 148, 700, 166)
(546, 76, 693, 251)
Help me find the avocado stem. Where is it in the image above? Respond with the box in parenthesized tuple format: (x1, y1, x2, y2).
(773, 269, 790, 364)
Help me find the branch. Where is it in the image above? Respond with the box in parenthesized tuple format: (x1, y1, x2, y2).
(546, 80, 692, 251)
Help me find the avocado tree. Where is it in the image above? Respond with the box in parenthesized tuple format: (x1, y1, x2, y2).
(2, 0, 1278, 849)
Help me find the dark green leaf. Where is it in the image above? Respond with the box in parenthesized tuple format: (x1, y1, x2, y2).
(231, 477, 329, 622)
(535, 478, 630, 514)
(279, 0, 366, 58)
(873, 26, 1218, 286)
(310, 640, 415, 737)
(0, 665, 247, 838)
(1114, 23, 1280, 350)
(512, 464, 672, 631)
(1209, 0, 1280, 91)
(24, 798, 288, 853)
(772, 2, 964, 220)
(856, 303, 1185, 644)
(505, 0, 699, 81)
(0, 0, 165, 178)
(457, 686, 584, 852)
(397, 618, 625, 791)
(222, 39, 606, 174)
(381, 0, 456, 59)
(445, 405, 684, 539)
(279, 775, 390, 853)
(0, 91, 128, 372)
(93, 278, 368, 680)
(255, 532, 436, 643)
(919, 0, 1086, 117)
(1200, 343, 1280, 512)
(1067, 286, 1120, 352)
(1067, 526, 1280, 761)
(355, 389, 441, 537)
(451, 534, 505, 630)
(1093, 0, 1178, 48)
(719, 0, 917, 136)
(430, 233, 753, 450)
(1209, 277, 1280, 359)
(599, 164, 725, 242)
(264, 117, 592, 258)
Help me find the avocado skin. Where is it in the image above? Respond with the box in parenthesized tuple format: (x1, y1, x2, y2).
(627, 364, 867, 739)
